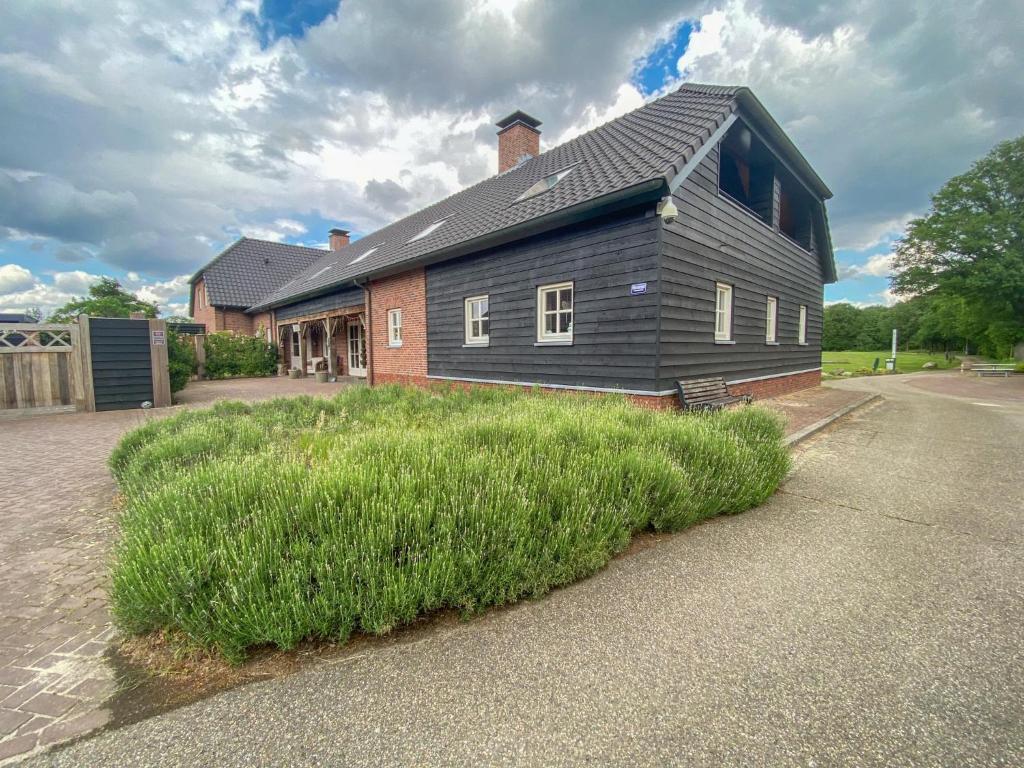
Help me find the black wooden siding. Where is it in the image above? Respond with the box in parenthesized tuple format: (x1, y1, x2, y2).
(89, 318, 153, 411)
(275, 285, 364, 321)
(426, 206, 662, 392)
(657, 146, 824, 390)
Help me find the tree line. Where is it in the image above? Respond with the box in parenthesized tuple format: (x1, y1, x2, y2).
(827, 134, 1022, 357)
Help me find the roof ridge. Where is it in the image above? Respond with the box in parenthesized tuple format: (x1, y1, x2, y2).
(239, 236, 331, 254)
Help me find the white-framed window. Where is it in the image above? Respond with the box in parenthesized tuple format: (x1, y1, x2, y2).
(714, 283, 733, 341)
(464, 295, 490, 345)
(766, 296, 778, 343)
(196, 283, 205, 310)
(537, 282, 573, 343)
(291, 325, 300, 357)
(388, 308, 402, 347)
(798, 305, 808, 345)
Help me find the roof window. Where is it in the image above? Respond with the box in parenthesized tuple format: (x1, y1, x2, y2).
(349, 245, 379, 265)
(408, 219, 448, 243)
(515, 166, 575, 202)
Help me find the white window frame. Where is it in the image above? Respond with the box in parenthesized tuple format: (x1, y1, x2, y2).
(536, 282, 574, 343)
(464, 295, 490, 345)
(798, 304, 808, 345)
(714, 282, 733, 342)
(290, 326, 300, 358)
(766, 296, 778, 344)
(387, 308, 402, 347)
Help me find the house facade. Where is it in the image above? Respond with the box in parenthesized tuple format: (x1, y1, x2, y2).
(191, 83, 836, 406)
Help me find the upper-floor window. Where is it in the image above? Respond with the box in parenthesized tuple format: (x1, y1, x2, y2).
(715, 283, 733, 342)
(196, 283, 205, 310)
(718, 123, 774, 226)
(464, 295, 489, 345)
(798, 305, 808, 345)
(779, 171, 815, 251)
(766, 296, 778, 343)
(388, 309, 402, 347)
(537, 282, 573, 343)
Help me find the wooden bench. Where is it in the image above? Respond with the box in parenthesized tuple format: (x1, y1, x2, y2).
(676, 376, 752, 412)
(971, 363, 1016, 377)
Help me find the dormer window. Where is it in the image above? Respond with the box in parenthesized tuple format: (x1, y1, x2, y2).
(408, 219, 448, 243)
(718, 123, 774, 226)
(515, 167, 575, 203)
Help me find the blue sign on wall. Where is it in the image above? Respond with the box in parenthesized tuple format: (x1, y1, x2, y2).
(630, 282, 648, 295)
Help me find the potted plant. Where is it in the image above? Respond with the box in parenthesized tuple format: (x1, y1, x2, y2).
(277, 362, 287, 377)
(288, 367, 302, 379)
(314, 360, 329, 383)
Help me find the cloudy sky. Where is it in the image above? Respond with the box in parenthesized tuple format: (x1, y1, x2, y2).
(1, 0, 1020, 317)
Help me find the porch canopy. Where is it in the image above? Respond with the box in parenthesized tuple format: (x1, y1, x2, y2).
(276, 303, 365, 377)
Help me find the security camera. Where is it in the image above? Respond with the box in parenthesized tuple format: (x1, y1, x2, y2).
(657, 197, 678, 224)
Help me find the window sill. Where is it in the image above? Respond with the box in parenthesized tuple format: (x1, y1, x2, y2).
(765, 341, 779, 346)
(714, 339, 736, 345)
(535, 340, 573, 346)
(388, 342, 403, 348)
(798, 342, 809, 346)
(462, 342, 489, 348)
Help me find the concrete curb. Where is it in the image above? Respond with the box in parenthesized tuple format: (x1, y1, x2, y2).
(784, 392, 881, 449)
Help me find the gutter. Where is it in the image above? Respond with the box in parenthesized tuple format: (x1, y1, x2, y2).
(248, 177, 667, 313)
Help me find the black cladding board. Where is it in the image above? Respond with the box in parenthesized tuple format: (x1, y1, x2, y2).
(425, 206, 663, 393)
(88, 318, 154, 411)
(275, 286, 365, 321)
(656, 147, 824, 390)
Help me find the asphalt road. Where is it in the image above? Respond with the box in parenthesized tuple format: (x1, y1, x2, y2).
(27, 373, 1024, 767)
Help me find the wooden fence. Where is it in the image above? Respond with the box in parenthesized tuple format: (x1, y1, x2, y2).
(0, 316, 171, 416)
(0, 323, 85, 414)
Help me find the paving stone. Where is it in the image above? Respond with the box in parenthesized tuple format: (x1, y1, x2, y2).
(0, 707, 31, 737)
(37, 709, 111, 747)
(0, 733, 38, 761)
(20, 693, 77, 718)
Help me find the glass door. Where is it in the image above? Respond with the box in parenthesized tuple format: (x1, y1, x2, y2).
(347, 320, 366, 377)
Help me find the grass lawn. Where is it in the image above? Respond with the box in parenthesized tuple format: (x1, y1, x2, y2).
(822, 350, 960, 376)
(109, 384, 790, 662)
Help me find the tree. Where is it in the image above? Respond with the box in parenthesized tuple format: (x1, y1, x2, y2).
(166, 331, 196, 394)
(892, 135, 1024, 357)
(822, 303, 864, 350)
(48, 277, 158, 323)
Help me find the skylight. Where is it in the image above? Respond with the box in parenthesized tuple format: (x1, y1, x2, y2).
(408, 218, 448, 243)
(308, 264, 333, 280)
(515, 167, 575, 202)
(350, 245, 379, 265)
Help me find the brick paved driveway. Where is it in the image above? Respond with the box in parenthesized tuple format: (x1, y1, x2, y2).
(0, 376, 358, 763)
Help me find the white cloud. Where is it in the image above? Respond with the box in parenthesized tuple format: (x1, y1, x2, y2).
(836, 252, 896, 280)
(0, 267, 191, 318)
(0, 263, 34, 293)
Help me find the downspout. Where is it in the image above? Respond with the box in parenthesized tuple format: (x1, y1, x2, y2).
(354, 278, 372, 386)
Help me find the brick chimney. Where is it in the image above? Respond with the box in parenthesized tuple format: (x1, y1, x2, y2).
(496, 110, 542, 173)
(328, 228, 350, 251)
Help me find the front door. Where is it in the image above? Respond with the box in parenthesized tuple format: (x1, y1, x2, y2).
(347, 320, 367, 377)
(289, 325, 302, 370)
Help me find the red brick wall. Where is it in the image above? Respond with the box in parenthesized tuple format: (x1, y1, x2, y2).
(369, 269, 427, 385)
(727, 369, 821, 400)
(219, 309, 254, 335)
(191, 279, 217, 329)
(250, 311, 274, 341)
(498, 124, 540, 173)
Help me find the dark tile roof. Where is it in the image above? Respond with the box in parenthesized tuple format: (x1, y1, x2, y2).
(253, 83, 834, 309)
(191, 238, 328, 309)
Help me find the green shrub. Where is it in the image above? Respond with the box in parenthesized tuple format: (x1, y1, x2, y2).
(166, 331, 196, 394)
(203, 332, 278, 379)
(109, 385, 790, 662)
